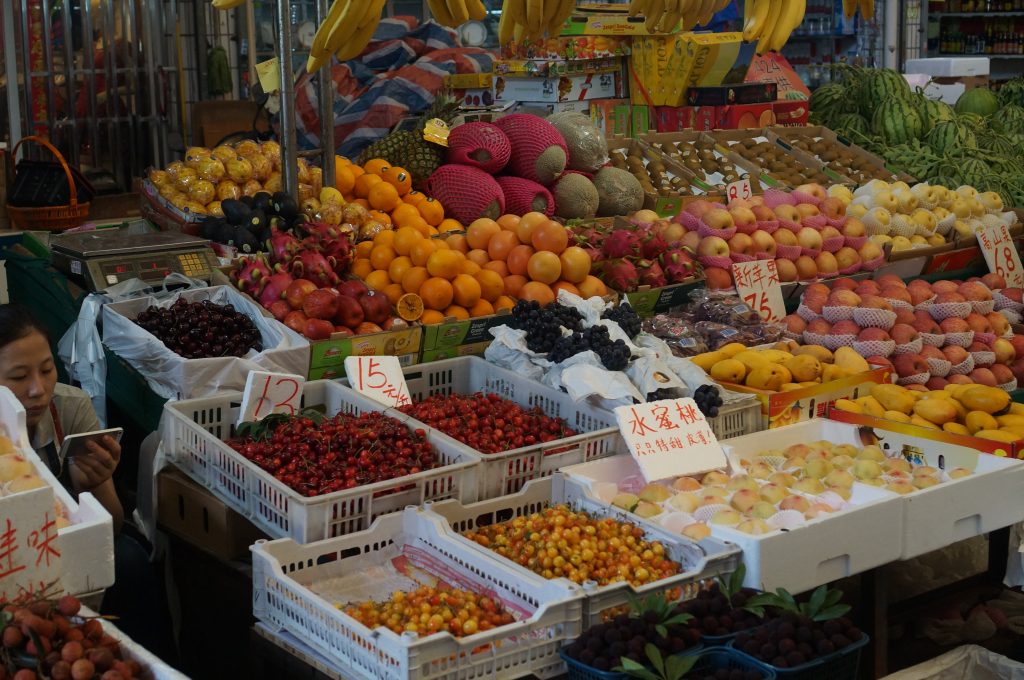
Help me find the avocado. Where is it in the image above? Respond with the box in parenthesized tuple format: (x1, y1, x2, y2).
(220, 199, 250, 225)
(252, 191, 272, 213)
(232, 225, 261, 254)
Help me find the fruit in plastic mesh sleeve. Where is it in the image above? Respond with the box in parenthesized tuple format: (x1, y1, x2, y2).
(593, 166, 644, 217)
(552, 172, 599, 220)
(493, 114, 568, 185)
(547, 111, 608, 172)
(496, 176, 554, 217)
(446, 122, 512, 173)
(425, 165, 505, 224)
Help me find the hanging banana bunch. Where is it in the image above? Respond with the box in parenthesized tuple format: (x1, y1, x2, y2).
(743, 0, 807, 55)
(211, 0, 248, 9)
(495, 0, 575, 45)
(843, 0, 874, 20)
(428, 0, 488, 27)
(627, 0, 731, 37)
(306, 0, 387, 71)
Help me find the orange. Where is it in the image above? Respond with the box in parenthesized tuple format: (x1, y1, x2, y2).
(487, 230, 520, 261)
(401, 266, 430, 294)
(466, 218, 501, 250)
(420, 277, 454, 310)
(355, 241, 374, 259)
(506, 245, 534, 276)
(577, 275, 608, 298)
(372, 229, 396, 247)
(388, 255, 413, 284)
(527, 251, 561, 284)
(396, 293, 424, 321)
(335, 154, 352, 167)
(426, 250, 463, 279)
(438, 218, 463, 233)
(362, 158, 390, 176)
(364, 269, 391, 292)
(409, 239, 437, 267)
(368, 210, 392, 226)
(368, 182, 401, 212)
(515, 212, 549, 246)
(348, 164, 365, 178)
(352, 198, 370, 209)
(383, 283, 405, 305)
(426, 226, 439, 236)
(483, 260, 509, 277)
(434, 239, 451, 250)
(351, 258, 373, 280)
(467, 249, 490, 267)
(531, 221, 569, 254)
(459, 260, 481, 276)
(446, 234, 469, 253)
(452, 274, 482, 307)
(354, 173, 383, 198)
(407, 216, 432, 237)
(503, 274, 527, 297)
(420, 310, 445, 325)
(469, 299, 495, 318)
(404, 190, 428, 206)
(417, 198, 444, 226)
(444, 305, 470, 321)
(392, 226, 422, 256)
(334, 165, 355, 195)
(369, 244, 397, 271)
(475, 270, 504, 302)
(559, 246, 592, 284)
(551, 281, 581, 297)
(494, 295, 516, 312)
(519, 282, 555, 306)
(390, 203, 422, 229)
(379, 166, 412, 195)
(497, 214, 520, 231)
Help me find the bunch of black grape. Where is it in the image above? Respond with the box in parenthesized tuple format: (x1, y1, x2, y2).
(508, 300, 583, 353)
(602, 304, 641, 339)
(694, 384, 723, 418)
(549, 326, 631, 370)
(136, 298, 261, 359)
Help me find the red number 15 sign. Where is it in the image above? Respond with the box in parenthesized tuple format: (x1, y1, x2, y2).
(732, 259, 786, 322)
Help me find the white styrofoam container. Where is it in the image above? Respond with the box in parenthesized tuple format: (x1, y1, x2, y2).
(160, 380, 480, 543)
(84, 606, 189, 680)
(251, 509, 583, 680)
(905, 57, 990, 77)
(420, 474, 741, 628)
(924, 81, 966, 105)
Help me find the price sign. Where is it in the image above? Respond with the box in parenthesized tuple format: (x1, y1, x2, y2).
(344, 356, 411, 408)
(732, 259, 786, 322)
(726, 179, 752, 202)
(237, 371, 305, 426)
(255, 58, 281, 93)
(614, 398, 727, 482)
(978, 223, 1024, 288)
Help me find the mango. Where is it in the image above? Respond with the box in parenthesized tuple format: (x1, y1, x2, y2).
(822, 364, 853, 382)
(759, 349, 794, 364)
(710, 359, 747, 384)
(965, 411, 999, 434)
(793, 345, 834, 364)
(785, 355, 822, 383)
(871, 384, 915, 415)
(718, 342, 748, 358)
(1008, 403, 1024, 416)
(996, 414, 1024, 429)
(856, 396, 887, 418)
(975, 429, 1022, 443)
(959, 386, 1011, 414)
(1000, 424, 1024, 437)
(834, 399, 862, 414)
(910, 414, 940, 430)
(833, 346, 870, 374)
(773, 340, 801, 353)
(734, 351, 771, 371)
(780, 383, 804, 391)
(943, 422, 971, 435)
(913, 398, 959, 425)
(884, 410, 912, 423)
(919, 390, 953, 400)
(746, 364, 793, 391)
(692, 351, 726, 372)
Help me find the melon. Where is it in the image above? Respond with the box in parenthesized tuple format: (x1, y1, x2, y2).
(592, 167, 643, 217)
(548, 111, 608, 173)
(872, 99, 924, 144)
(955, 88, 1000, 117)
(552, 173, 599, 219)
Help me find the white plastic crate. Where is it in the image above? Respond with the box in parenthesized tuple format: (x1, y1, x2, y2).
(344, 356, 623, 498)
(706, 394, 763, 441)
(420, 474, 741, 628)
(251, 508, 583, 680)
(160, 380, 480, 543)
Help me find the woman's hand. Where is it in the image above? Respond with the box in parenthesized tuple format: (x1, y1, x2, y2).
(68, 435, 120, 493)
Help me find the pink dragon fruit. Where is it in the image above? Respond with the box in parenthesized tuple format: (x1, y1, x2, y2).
(318, 234, 353, 276)
(640, 229, 669, 260)
(257, 270, 295, 308)
(268, 229, 301, 264)
(600, 259, 640, 293)
(582, 246, 603, 263)
(660, 249, 696, 284)
(232, 254, 273, 297)
(288, 248, 340, 287)
(637, 260, 667, 288)
(601, 229, 642, 260)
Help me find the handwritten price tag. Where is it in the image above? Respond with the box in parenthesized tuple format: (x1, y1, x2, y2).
(732, 259, 786, 322)
(978, 223, 1024, 288)
(345, 356, 410, 408)
(614, 398, 727, 482)
(237, 371, 305, 426)
(726, 178, 752, 202)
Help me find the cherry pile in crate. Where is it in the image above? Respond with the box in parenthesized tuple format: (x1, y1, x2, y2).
(0, 594, 145, 680)
(135, 298, 261, 359)
(341, 585, 515, 637)
(463, 505, 680, 585)
(229, 411, 439, 496)
(397, 392, 577, 455)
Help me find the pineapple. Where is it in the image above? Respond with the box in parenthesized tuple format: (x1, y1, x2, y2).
(358, 93, 460, 184)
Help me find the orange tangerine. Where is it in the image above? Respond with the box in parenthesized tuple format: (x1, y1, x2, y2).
(351, 259, 373, 280)
(408, 216, 432, 237)
(515, 212, 549, 246)
(469, 299, 495, 318)
(390, 203, 422, 229)
(348, 164, 365, 178)
(434, 238, 451, 250)
(420, 309, 445, 324)
(466, 218, 501, 250)
(401, 266, 430, 294)
(396, 293, 424, 321)
(426, 250, 463, 279)
(497, 214, 520, 231)
(438, 218, 463, 233)
(409, 239, 437, 267)
(519, 281, 555, 306)
(426, 226, 439, 236)
(367, 210, 392, 226)
(483, 260, 509, 277)
(379, 166, 412, 195)
(352, 198, 370, 209)
(392, 226, 423, 256)
(334, 165, 355, 195)
(467, 249, 490, 267)
(364, 269, 391, 292)
(362, 158, 390, 176)
(551, 281, 581, 297)
(444, 305, 470, 321)
(487, 230, 520, 261)
(577, 275, 608, 298)
(383, 283, 405, 305)
(459, 260, 482, 276)
(475, 270, 504, 303)
(446, 234, 469, 253)
(527, 251, 561, 284)
(372, 230, 396, 249)
(420, 277, 454, 310)
(559, 246, 591, 283)
(506, 245, 535, 276)
(354, 173, 382, 198)
(368, 182, 401, 212)
(335, 154, 352, 166)
(355, 241, 374, 259)
(531, 221, 569, 254)
(403, 190, 428, 206)
(503, 274, 527, 297)
(369, 244, 397, 271)
(452, 274, 482, 307)
(494, 295, 516, 312)
(417, 198, 444, 226)
(388, 255, 413, 284)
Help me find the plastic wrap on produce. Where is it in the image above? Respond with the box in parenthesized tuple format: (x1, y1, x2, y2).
(556, 289, 610, 327)
(625, 356, 686, 398)
(483, 328, 550, 383)
(880, 644, 1024, 680)
(559, 361, 644, 406)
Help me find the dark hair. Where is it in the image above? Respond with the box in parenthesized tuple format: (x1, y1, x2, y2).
(0, 304, 49, 349)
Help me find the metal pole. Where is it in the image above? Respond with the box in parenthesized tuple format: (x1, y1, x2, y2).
(245, 0, 257, 96)
(884, 0, 898, 70)
(40, 0, 56, 140)
(2, 0, 23, 154)
(19, 0, 35, 142)
(316, 0, 334, 187)
(60, 0, 79, 168)
(277, 0, 298, 200)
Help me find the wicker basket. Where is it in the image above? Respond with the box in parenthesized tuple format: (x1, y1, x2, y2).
(6, 136, 90, 231)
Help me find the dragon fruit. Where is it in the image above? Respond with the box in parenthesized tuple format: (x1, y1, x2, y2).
(600, 258, 640, 293)
(637, 260, 667, 288)
(232, 254, 273, 297)
(601, 229, 642, 260)
(257, 270, 295, 308)
(318, 234, 353, 276)
(288, 248, 340, 287)
(660, 249, 696, 284)
(268, 229, 301, 264)
(640, 228, 669, 260)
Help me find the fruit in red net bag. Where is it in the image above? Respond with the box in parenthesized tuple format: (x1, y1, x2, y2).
(495, 176, 554, 216)
(446, 123, 512, 173)
(493, 114, 568, 185)
(425, 165, 505, 224)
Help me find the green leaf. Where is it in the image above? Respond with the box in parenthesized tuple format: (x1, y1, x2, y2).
(808, 586, 827, 616)
(615, 657, 661, 680)
(777, 588, 798, 612)
(665, 653, 698, 680)
(728, 564, 746, 597)
(813, 603, 852, 622)
(662, 613, 693, 628)
(646, 643, 665, 676)
(745, 593, 780, 610)
(823, 589, 844, 608)
(655, 624, 667, 639)
(743, 605, 765, 618)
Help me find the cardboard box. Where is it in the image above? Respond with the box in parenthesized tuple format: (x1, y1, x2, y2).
(715, 102, 777, 129)
(588, 98, 633, 135)
(516, 100, 592, 116)
(494, 71, 622, 103)
(685, 82, 778, 106)
(455, 89, 497, 108)
(932, 74, 990, 92)
(622, 279, 700, 317)
(771, 100, 809, 127)
(905, 57, 990, 77)
(606, 136, 703, 216)
(445, 73, 493, 89)
(502, 35, 631, 60)
(671, 32, 755, 95)
(768, 125, 908, 183)
(495, 57, 623, 77)
(419, 312, 511, 355)
(639, 131, 763, 196)
(559, 9, 682, 36)
(158, 467, 266, 561)
(420, 340, 492, 363)
(307, 326, 422, 379)
(654, 106, 696, 132)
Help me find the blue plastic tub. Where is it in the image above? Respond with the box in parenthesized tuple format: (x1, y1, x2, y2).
(560, 645, 775, 680)
(728, 634, 869, 680)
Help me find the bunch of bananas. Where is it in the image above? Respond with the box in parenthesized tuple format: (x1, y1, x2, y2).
(742, 0, 806, 54)
(496, 0, 575, 44)
(428, 0, 488, 28)
(842, 0, 874, 20)
(306, 0, 387, 72)
(628, 0, 732, 35)
(211, 0, 248, 9)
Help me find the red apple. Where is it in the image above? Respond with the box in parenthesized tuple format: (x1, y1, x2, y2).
(987, 313, 1010, 337)
(285, 279, 318, 310)
(832, 278, 858, 291)
(965, 313, 994, 334)
(932, 280, 960, 295)
(268, 300, 292, 322)
(302, 288, 340, 321)
(959, 281, 993, 302)
(920, 345, 946, 361)
(858, 327, 891, 342)
(807, 319, 832, 335)
(925, 376, 949, 390)
(895, 308, 916, 325)
(891, 324, 919, 344)
(969, 367, 998, 386)
(894, 353, 928, 377)
(855, 279, 881, 296)
(992, 364, 1015, 385)
(1010, 357, 1024, 383)
(935, 292, 967, 304)
(333, 294, 365, 329)
(940, 317, 970, 334)
(827, 289, 862, 307)
(942, 345, 969, 364)
(304, 318, 335, 340)
(947, 374, 973, 384)
(705, 267, 733, 290)
(982, 273, 1007, 289)
(833, 320, 861, 336)
(914, 311, 942, 334)
(876, 274, 906, 289)
(783, 314, 806, 334)
(866, 355, 894, 371)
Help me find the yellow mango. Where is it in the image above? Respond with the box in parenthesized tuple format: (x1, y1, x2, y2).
(975, 429, 1022, 443)
(833, 346, 870, 374)
(943, 422, 971, 435)
(919, 390, 953, 400)
(793, 345, 834, 364)
(799, 381, 820, 387)
(785, 355, 822, 382)
(746, 364, 793, 391)
(965, 411, 999, 434)
(1000, 424, 1024, 437)
(959, 386, 1010, 414)
(780, 383, 804, 391)
(996, 414, 1024, 429)
(759, 349, 794, 364)
(913, 398, 960, 425)
(910, 415, 940, 430)
(870, 383, 915, 415)
(718, 342, 748, 358)
(691, 351, 726, 372)
(1008, 403, 1024, 416)
(821, 364, 852, 382)
(734, 351, 771, 371)
(855, 396, 886, 418)
(710, 359, 747, 383)
(884, 410, 912, 423)
(834, 399, 862, 414)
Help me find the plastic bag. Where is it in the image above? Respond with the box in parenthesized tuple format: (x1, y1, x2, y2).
(880, 645, 1024, 679)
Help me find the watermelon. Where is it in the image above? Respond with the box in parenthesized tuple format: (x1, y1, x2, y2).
(958, 158, 990, 186)
(924, 120, 976, 154)
(859, 69, 911, 117)
(809, 83, 849, 125)
(955, 88, 1000, 117)
(833, 113, 870, 138)
(872, 99, 924, 144)
(919, 98, 956, 127)
(999, 77, 1024, 107)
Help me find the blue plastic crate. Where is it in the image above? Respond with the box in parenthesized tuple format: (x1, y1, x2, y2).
(728, 634, 868, 680)
(560, 645, 774, 680)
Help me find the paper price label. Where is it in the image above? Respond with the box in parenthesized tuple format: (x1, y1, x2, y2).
(614, 398, 727, 482)
(978, 223, 1024, 288)
(237, 371, 305, 426)
(726, 178, 752, 202)
(732, 259, 786, 322)
(255, 58, 281, 93)
(345, 356, 410, 408)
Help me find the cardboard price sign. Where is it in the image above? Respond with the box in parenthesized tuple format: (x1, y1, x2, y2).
(744, 52, 810, 99)
(344, 356, 411, 407)
(237, 371, 305, 426)
(726, 179, 752, 202)
(732, 259, 786, 322)
(614, 398, 727, 482)
(978, 223, 1024, 288)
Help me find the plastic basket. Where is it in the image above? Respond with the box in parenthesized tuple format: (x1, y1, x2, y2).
(160, 380, 480, 543)
(560, 645, 773, 680)
(708, 395, 763, 441)
(251, 509, 583, 680)
(6, 136, 90, 231)
(343, 357, 623, 498)
(421, 474, 742, 628)
(729, 634, 868, 680)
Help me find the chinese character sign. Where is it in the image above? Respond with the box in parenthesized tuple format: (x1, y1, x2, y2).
(732, 260, 786, 322)
(237, 371, 306, 426)
(0, 486, 62, 603)
(344, 356, 411, 408)
(978, 223, 1024, 288)
(614, 398, 727, 482)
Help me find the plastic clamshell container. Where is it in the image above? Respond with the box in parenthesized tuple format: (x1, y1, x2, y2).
(419, 474, 741, 628)
(251, 508, 583, 680)
(160, 380, 480, 543)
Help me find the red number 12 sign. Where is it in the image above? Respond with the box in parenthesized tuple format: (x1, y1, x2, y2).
(732, 259, 786, 322)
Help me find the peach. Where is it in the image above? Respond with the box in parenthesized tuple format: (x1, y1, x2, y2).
(682, 523, 712, 541)
(940, 317, 970, 334)
(890, 324, 920, 344)
(779, 495, 811, 513)
(673, 477, 703, 492)
(858, 327, 891, 342)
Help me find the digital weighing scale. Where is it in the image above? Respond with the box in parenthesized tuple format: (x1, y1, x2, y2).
(50, 229, 219, 291)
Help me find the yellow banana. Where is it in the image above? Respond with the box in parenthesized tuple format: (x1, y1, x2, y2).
(546, 0, 573, 34)
(842, 0, 856, 18)
(308, 0, 360, 72)
(467, 0, 488, 20)
(860, 0, 874, 20)
(504, 0, 527, 27)
(513, 21, 526, 42)
(306, 0, 345, 68)
(447, 0, 470, 24)
(211, 0, 247, 9)
(769, 0, 804, 51)
(428, 0, 459, 25)
(680, 0, 701, 29)
(498, 6, 514, 43)
(696, 0, 717, 26)
(658, 9, 683, 33)
(325, 0, 372, 54)
(525, 0, 544, 31)
(756, 0, 783, 53)
(743, 0, 771, 41)
(335, 0, 385, 61)
(629, 0, 649, 18)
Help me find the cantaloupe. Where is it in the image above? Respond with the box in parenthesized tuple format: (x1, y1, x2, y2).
(553, 173, 599, 219)
(592, 167, 643, 216)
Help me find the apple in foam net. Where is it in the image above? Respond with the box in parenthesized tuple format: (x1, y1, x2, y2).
(819, 197, 845, 219)
(940, 317, 970, 334)
(820, 226, 842, 242)
(855, 279, 881, 297)
(988, 313, 1010, 337)
(894, 353, 929, 377)
(966, 313, 994, 334)
(926, 376, 949, 390)
(828, 289, 862, 307)
(1011, 357, 1024, 383)
(920, 345, 946, 361)
(858, 242, 883, 263)
(942, 345, 969, 364)
(932, 280, 960, 295)
(782, 314, 806, 334)
(686, 200, 716, 218)
(982, 273, 1007, 289)
(703, 208, 735, 230)
(775, 259, 798, 282)
(797, 227, 823, 250)
(866, 355, 893, 371)
(909, 286, 935, 306)
(752, 204, 776, 222)
(729, 206, 757, 229)
(832, 277, 858, 291)
(834, 247, 862, 271)
(832, 320, 861, 336)
(802, 294, 827, 313)
(959, 281, 993, 302)
(895, 308, 917, 325)
(993, 337, 1016, 364)
(773, 228, 798, 246)
(774, 204, 800, 222)
(794, 255, 818, 280)
(681, 231, 702, 252)
(727, 233, 753, 254)
(842, 217, 866, 238)
(750, 230, 777, 255)
(875, 274, 906, 289)
(805, 283, 830, 298)
(1001, 288, 1023, 303)
(992, 363, 1015, 384)
(913, 311, 942, 334)
(860, 295, 894, 311)
(881, 286, 913, 304)
(890, 324, 920, 344)
(704, 267, 733, 290)
(935, 292, 967, 304)
(858, 327, 891, 342)
(797, 183, 828, 200)
(796, 204, 820, 218)
(1011, 334, 1024, 358)
(970, 367, 998, 386)
(698, 236, 730, 257)
(815, 251, 839, 275)
(947, 374, 973, 384)
(807, 318, 833, 335)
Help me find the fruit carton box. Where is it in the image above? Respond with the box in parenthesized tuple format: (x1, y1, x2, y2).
(811, 412, 1024, 560)
(160, 380, 480, 543)
(419, 339, 491, 363)
(709, 129, 848, 188)
(606, 135, 706, 217)
(494, 70, 623, 104)
(560, 451, 902, 594)
(251, 508, 584, 680)
(420, 474, 742, 628)
(558, 7, 685, 36)
(495, 56, 623, 78)
(306, 325, 422, 380)
(418, 312, 510, 356)
(500, 35, 631, 60)
(767, 126, 911, 183)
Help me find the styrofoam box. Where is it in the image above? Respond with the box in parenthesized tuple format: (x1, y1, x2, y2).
(343, 356, 623, 499)
(160, 380, 480, 543)
(420, 474, 741, 628)
(251, 508, 583, 680)
(905, 57, 990, 77)
(85, 606, 189, 680)
(561, 431, 904, 594)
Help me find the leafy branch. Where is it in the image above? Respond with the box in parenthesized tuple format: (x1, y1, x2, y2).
(626, 593, 693, 640)
(744, 584, 850, 622)
(615, 643, 698, 680)
(235, 408, 324, 440)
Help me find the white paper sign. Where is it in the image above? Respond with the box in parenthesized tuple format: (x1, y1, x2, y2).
(613, 398, 727, 482)
(344, 356, 411, 408)
(978, 223, 1024, 288)
(732, 259, 786, 322)
(237, 371, 305, 426)
(726, 178, 753, 202)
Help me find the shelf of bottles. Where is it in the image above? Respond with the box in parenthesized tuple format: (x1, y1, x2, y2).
(935, 0, 1024, 11)
(937, 17, 1024, 55)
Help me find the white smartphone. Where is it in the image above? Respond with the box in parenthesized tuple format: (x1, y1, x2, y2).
(58, 428, 123, 460)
